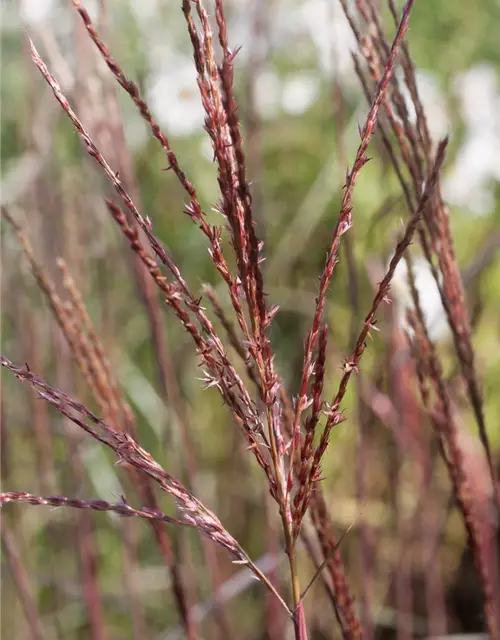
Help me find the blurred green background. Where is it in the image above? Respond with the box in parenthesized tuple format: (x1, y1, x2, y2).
(2, 0, 500, 638)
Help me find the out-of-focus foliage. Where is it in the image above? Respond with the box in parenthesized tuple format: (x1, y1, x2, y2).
(2, 1, 500, 638)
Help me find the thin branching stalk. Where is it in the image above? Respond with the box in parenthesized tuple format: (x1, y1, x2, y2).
(301, 138, 448, 525)
(0, 356, 292, 619)
(288, 0, 415, 519)
(0, 492, 185, 525)
(3, 208, 197, 635)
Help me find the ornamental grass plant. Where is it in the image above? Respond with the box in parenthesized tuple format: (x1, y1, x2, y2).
(2, 1, 500, 638)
